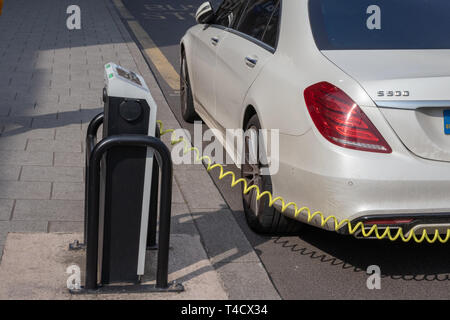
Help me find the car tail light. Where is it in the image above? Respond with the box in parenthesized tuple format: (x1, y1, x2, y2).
(304, 82, 392, 153)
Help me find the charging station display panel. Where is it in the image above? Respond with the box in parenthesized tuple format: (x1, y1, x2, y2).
(104, 63, 151, 99)
(116, 67, 143, 87)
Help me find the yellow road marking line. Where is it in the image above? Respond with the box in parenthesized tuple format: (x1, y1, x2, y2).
(127, 20, 180, 91)
(112, 0, 180, 91)
(112, 0, 134, 20)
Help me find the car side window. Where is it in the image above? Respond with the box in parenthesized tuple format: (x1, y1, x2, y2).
(214, 0, 249, 28)
(236, 0, 279, 42)
(261, 1, 280, 48)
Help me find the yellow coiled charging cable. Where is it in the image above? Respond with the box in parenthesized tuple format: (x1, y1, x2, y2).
(157, 120, 450, 244)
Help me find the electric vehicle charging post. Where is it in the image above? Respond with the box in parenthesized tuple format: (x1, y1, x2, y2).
(100, 63, 157, 284)
(71, 63, 183, 293)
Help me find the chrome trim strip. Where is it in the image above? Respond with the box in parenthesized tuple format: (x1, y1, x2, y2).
(375, 100, 450, 109)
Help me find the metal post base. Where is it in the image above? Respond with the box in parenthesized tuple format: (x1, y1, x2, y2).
(69, 240, 86, 251)
(69, 282, 184, 295)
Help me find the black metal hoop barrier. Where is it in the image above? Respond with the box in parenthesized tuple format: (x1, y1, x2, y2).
(85, 134, 173, 290)
(84, 112, 105, 246)
(81, 113, 160, 250)
(70, 112, 181, 293)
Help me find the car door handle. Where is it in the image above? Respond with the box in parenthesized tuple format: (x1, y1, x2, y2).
(211, 37, 219, 46)
(245, 56, 258, 68)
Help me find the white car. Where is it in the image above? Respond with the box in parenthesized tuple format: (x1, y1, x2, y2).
(180, 0, 450, 237)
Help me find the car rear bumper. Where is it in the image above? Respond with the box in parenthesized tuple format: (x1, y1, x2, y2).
(341, 212, 450, 238)
(270, 130, 450, 235)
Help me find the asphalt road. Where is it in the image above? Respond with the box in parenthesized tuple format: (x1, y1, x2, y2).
(120, 0, 450, 299)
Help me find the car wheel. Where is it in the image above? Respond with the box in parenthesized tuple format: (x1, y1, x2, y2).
(180, 53, 199, 123)
(242, 114, 303, 235)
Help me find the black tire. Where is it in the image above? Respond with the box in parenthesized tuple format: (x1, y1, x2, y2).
(242, 114, 303, 235)
(180, 53, 199, 123)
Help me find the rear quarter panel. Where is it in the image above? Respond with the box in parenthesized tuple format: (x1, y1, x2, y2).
(243, 0, 376, 136)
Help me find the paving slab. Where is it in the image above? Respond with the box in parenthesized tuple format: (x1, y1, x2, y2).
(54, 152, 85, 167)
(0, 166, 21, 181)
(0, 151, 53, 166)
(0, 200, 14, 221)
(190, 208, 261, 265)
(174, 170, 228, 210)
(0, 233, 228, 300)
(26, 139, 82, 153)
(0, 221, 49, 247)
(13, 200, 84, 221)
(20, 166, 84, 183)
(51, 182, 85, 201)
(0, 181, 51, 200)
(48, 222, 84, 233)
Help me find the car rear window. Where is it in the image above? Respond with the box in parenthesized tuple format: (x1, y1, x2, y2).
(309, 0, 450, 50)
(237, 0, 279, 42)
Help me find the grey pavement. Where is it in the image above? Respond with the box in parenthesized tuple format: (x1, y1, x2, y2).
(0, 0, 280, 299)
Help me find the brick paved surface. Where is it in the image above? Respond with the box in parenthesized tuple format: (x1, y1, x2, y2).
(0, 0, 280, 300)
(0, 0, 163, 258)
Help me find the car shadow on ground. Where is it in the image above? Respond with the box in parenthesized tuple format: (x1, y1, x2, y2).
(269, 224, 450, 281)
